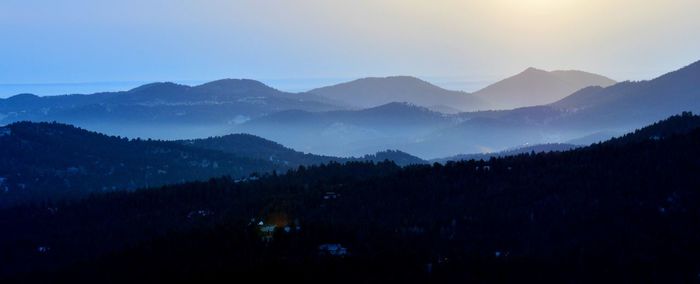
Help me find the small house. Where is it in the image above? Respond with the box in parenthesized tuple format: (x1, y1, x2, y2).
(37, 246, 50, 253)
(187, 209, 214, 219)
(318, 243, 348, 256)
(257, 223, 277, 242)
(323, 192, 339, 200)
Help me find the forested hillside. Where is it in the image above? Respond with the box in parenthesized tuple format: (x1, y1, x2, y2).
(181, 134, 426, 167)
(0, 122, 425, 208)
(2, 114, 700, 282)
(0, 122, 276, 208)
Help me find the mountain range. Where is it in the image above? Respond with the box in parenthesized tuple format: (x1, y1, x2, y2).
(0, 60, 697, 158)
(304, 69, 615, 112)
(241, 60, 697, 158)
(0, 68, 614, 135)
(0, 79, 342, 139)
(406, 60, 700, 157)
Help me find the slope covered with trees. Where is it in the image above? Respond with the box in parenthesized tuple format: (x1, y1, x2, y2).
(2, 114, 700, 282)
(182, 134, 426, 167)
(0, 122, 277, 208)
(0, 122, 426, 208)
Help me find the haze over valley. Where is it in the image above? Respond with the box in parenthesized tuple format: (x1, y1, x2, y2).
(2, 60, 697, 158)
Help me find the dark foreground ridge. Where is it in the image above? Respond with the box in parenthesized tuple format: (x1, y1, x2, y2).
(0, 122, 425, 208)
(2, 113, 700, 283)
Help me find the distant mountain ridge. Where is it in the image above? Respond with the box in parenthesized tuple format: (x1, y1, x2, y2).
(306, 76, 485, 112)
(0, 60, 697, 159)
(234, 60, 698, 158)
(550, 60, 700, 129)
(473, 68, 616, 110)
(408, 60, 699, 158)
(0, 79, 344, 139)
(239, 102, 452, 157)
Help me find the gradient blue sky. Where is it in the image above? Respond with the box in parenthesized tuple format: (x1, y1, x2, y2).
(1, 0, 699, 97)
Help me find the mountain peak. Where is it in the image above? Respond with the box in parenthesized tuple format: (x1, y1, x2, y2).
(375, 75, 428, 83)
(196, 78, 273, 90)
(128, 82, 188, 93)
(193, 79, 282, 96)
(6, 93, 40, 100)
(474, 68, 616, 110)
(307, 76, 482, 111)
(342, 76, 436, 88)
(522, 67, 547, 74)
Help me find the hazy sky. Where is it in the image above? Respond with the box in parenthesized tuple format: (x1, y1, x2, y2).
(1, 0, 698, 96)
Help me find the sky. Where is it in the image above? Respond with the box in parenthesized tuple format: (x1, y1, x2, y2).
(1, 0, 699, 97)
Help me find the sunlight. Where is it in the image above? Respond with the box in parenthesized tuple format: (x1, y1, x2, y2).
(499, 0, 582, 15)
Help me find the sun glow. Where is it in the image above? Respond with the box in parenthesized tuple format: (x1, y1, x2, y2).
(503, 0, 582, 15)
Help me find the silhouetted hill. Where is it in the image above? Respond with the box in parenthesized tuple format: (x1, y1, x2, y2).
(562, 111, 700, 147)
(473, 68, 615, 109)
(1, 93, 41, 107)
(603, 111, 700, 145)
(0, 120, 429, 208)
(193, 79, 283, 96)
(244, 102, 449, 129)
(433, 143, 579, 163)
(3, 114, 700, 282)
(181, 133, 426, 167)
(182, 134, 329, 166)
(401, 106, 567, 158)
(564, 130, 622, 145)
(0, 122, 277, 208)
(354, 102, 450, 125)
(361, 149, 426, 165)
(447, 109, 700, 164)
(239, 102, 451, 156)
(307, 76, 485, 112)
